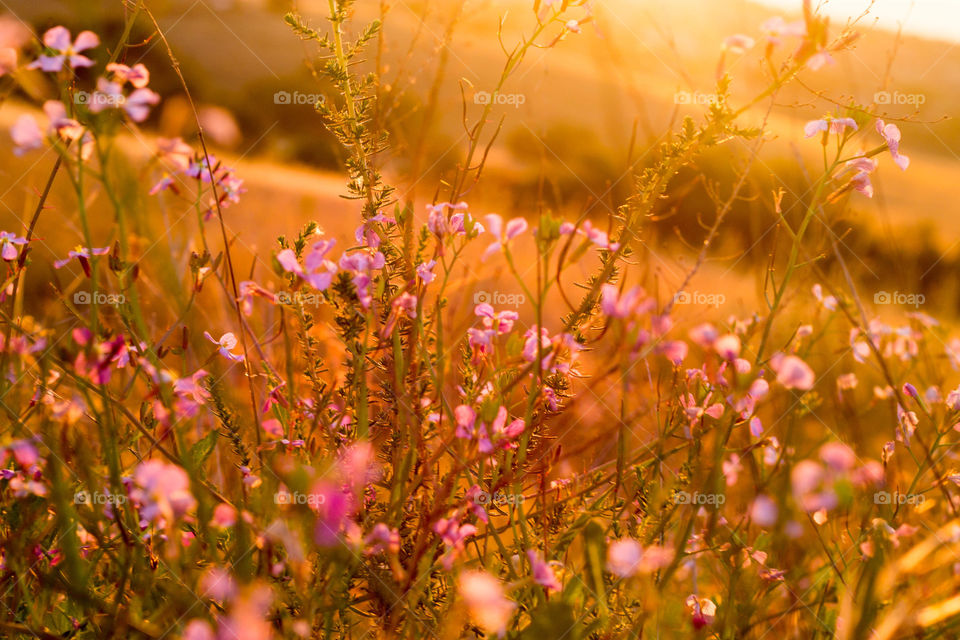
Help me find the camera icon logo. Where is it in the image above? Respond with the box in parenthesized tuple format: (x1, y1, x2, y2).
(874, 291, 891, 304)
(473, 290, 491, 304)
(74, 291, 91, 304)
(74, 491, 91, 504)
(673, 291, 691, 305)
(874, 491, 891, 504)
(474, 91, 491, 105)
(274, 90, 292, 105)
(674, 490, 691, 504)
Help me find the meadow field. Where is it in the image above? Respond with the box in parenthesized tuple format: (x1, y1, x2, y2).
(0, 0, 959, 638)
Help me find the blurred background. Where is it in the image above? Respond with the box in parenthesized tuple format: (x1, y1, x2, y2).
(1, 0, 958, 322)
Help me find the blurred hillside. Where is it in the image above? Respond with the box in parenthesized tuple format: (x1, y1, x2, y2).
(2, 0, 959, 314)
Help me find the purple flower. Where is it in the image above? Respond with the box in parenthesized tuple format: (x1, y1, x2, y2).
(53, 246, 110, 275)
(876, 120, 910, 170)
(10, 115, 42, 156)
(527, 550, 562, 592)
(804, 117, 857, 138)
(28, 26, 99, 72)
(416, 260, 437, 284)
(482, 213, 528, 260)
(0, 231, 26, 260)
(203, 331, 244, 362)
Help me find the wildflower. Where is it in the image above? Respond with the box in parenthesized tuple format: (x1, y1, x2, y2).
(416, 260, 436, 283)
(10, 115, 42, 155)
(338, 249, 385, 308)
(0, 231, 26, 261)
(200, 567, 237, 602)
(819, 442, 856, 472)
(210, 503, 238, 528)
(527, 550, 562, 592)
(278, 237, 339, 292)
(29, 26, 99, 72)
(722, 454, 742, 486)
(426, 201, 469, 235)
(723, 34, 755, 53)
(761, 16, 806, 45)
(713, 334, 741, 360)
(203, 331, 244, 362)
(310, 481, 354, 546)
(105, 62, 150, 88)
(775, 354, 815, 390)
(53, 246, 110, 275)
(364, 523, 400, 555)
(685, 595, 717, 630)
(434, 516, 476, 569)
(606, 538, 643, 578)
(896, 404, 918, 445)
(750, 495, 778, 527)
(843, 157, 878, 198)
(458, 571, 516, 637)
(482, 213, 528, 260)
(129, 460, 196, 524)
(876, 120, 910, 170)
(182, 620, 215, 640)
(837, 373, 858, 391)
(812, 283, 838, 310)
(474, 303, 519, 334)
(172, 369, 211, 419)
(601, 284, 652, 319)
(804, 117, 857, 138)
(88, 77, 160, 122)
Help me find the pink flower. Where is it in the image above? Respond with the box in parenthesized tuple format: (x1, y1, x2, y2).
(475, 303, 519, 334)
(210, 503, 238, 528)
(416, 260, 437, 283)
(0, 231, 26, 260)
(434, 516, 476, 569)
(713, 334, 741, 360)
(129, 460, 196, 524)
(89, 77, 160, 122)
(527, 550, 562, 592)
(606, 538, 643, 577)
(812, 283, 838, 310)
(686, 595, 717, 630)
(199, 567, 237, 602)
(482, 213, 528, 260)
(182, 620, 215, 640)
(805, 117, 857, 138)
(29, 26, 99, 72)
(278, 237, 339, 292)
(338, 249, 385, 308)
(750, 495, 778, 527)
(53, 246, 110, 275)
(723, 34, 755, 54)
(203, 331, 244, 362)
(458, 571, 516, 636)
(105, 62, 150, 88)
(601, 284, 652, 319)
(876, 120, 910, 170)
(761, 16, 806, 45)
(364, 523, 400, 555)
(10, 115, 42, 155)
(843, 157, 878, 198)
(775, 354, 815, 390)
(722, 454, 742, 486)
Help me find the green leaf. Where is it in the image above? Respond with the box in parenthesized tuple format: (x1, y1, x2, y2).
(188, 430, 219, 470)
(519, 601, 580, 640)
